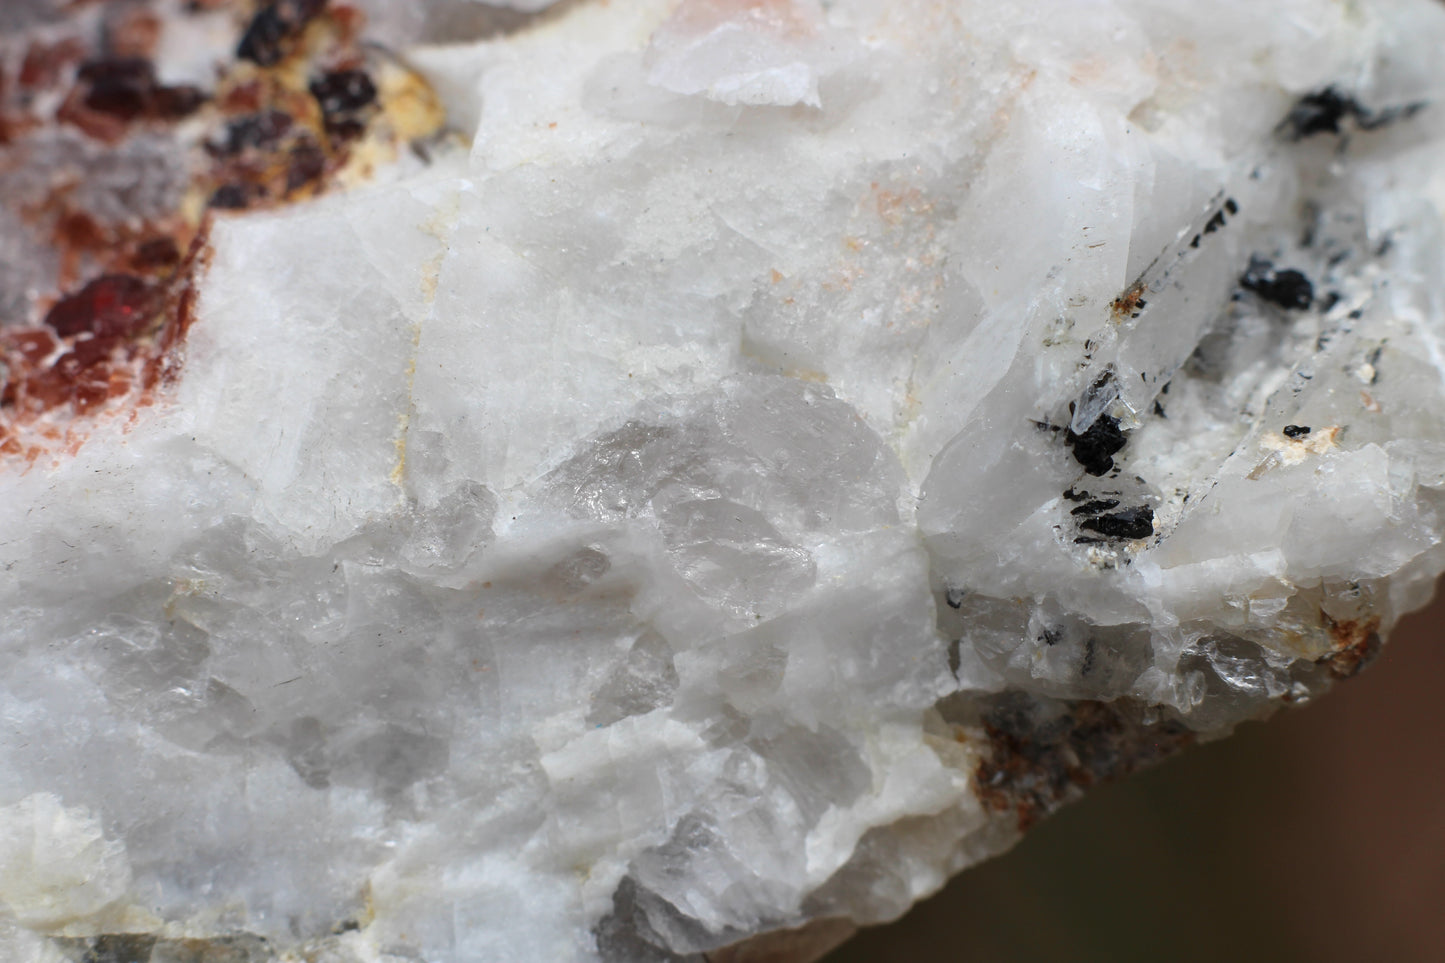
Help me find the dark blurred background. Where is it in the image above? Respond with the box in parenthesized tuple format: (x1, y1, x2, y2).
(828, 587, 1445, 963)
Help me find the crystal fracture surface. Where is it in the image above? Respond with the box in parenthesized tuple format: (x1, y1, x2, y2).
(4, 1, 1445, 960)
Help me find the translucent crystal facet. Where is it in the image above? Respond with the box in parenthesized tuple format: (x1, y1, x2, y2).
(3, 1, 1445, 961)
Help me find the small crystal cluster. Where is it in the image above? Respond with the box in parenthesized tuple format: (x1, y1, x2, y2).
(3, 1, 1445, 961)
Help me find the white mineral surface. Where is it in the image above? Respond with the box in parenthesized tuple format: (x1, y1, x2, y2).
(5, 1, 1445, 961)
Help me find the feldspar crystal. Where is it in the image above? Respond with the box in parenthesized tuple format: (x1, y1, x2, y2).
(3, 0, 1445, 960)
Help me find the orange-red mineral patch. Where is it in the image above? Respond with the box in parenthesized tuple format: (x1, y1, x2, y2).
(0, 0, 445, 465)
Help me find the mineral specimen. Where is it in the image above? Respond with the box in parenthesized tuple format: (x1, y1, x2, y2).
(3, 0, 1445, 961)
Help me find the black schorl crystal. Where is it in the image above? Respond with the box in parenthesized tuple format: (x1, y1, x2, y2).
(1079, 506, 1155, 540)
(1241, 256, 1314, 311)
(1065, 414, 1127, 476)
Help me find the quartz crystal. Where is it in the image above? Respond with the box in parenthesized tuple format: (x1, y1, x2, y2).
(4, 1, 1445, 960)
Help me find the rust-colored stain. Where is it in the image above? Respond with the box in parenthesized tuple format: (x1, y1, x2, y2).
(974, 696, 1196, 832)
(1319, 614, 1384, 680)
(872, 181, 933, 228)
(0, 0, 444, 464)
(1110, 279, 1148, 321)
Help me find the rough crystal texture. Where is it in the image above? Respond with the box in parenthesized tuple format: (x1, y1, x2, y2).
(4, 1, 1445, 961)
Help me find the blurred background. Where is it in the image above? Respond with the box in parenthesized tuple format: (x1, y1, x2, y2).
(827, 586, 1445, 963)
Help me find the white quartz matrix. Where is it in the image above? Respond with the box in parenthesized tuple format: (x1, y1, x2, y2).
(5, 1, 1445, 961)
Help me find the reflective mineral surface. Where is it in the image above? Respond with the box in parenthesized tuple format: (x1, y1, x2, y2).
(3, 1, 1445, 961)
